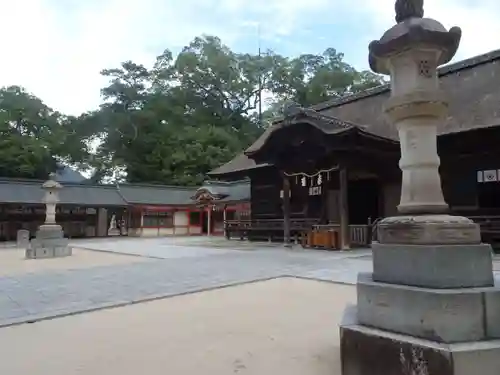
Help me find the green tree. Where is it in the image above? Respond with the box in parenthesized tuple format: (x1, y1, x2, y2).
(267, 48, 385, 107)
(0, 86, 89, 179)
(90, 35, 268, 185)
(83, 36, 386, 185)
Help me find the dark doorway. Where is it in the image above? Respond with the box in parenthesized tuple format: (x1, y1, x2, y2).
(201, 210, 208, 234)
(348, 179, 380, 224)
(478, 182, 500, 209)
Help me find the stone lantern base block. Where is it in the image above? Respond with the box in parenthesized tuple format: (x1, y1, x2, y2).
(356, 273, 500, 343)
(26, 224, 71, 259)
(372, 242, 494, 288)
(340, 305, 500, 375)
(377, 215, 481, 245)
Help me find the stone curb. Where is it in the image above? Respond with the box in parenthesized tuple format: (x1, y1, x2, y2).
(289, 275, 356, 286)
(74, 246, 166, 260)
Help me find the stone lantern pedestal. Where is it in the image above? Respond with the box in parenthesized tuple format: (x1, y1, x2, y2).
(26, 174, 71, 259)
(339, 2, 500, 374)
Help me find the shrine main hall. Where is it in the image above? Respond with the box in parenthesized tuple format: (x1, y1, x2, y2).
(209, 48, 500, 249)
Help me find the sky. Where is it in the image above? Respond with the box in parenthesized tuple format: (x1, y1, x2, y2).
(1, 0, 499, 115)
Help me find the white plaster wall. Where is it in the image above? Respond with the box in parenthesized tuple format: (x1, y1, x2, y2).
(159, 227, 174, 236)
(176, 227, 189, 235)
(128, 228, 142, 237)
(174, 211, 188, 226)
(141, 228, 159, 237)
(189, 226, 202, 235)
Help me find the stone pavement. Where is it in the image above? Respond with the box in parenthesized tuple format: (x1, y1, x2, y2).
(0, 237, 495, 328)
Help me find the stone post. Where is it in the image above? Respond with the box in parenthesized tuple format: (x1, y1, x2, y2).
(339, 2, 500, 374)
(27, 173, 71, 259)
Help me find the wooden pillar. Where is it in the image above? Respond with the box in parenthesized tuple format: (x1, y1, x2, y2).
(283, 176, 292, 247)
(223, 205, 227, 238)
(207, 206, 212, 236)
(339, 167, 350, 250)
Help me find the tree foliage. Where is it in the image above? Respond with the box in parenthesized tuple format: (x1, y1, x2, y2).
(0, 35, 385, 185)
(0, 86, 89, 179)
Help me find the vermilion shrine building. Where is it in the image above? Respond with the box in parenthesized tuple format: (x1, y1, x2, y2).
(0, 178, 249, 241)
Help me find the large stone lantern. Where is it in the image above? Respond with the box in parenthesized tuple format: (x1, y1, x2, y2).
(26, 173, 71, 259)
(339, 1, 500, 374)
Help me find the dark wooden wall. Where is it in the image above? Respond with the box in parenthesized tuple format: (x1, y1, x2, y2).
(442, 151, 500, 215)
(249, 167, 282, 220)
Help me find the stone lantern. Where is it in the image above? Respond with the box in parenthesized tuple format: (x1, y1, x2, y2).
(26, 173, 71, 259)
(339, 1, 500, 374)
(42, 173, 61, 225)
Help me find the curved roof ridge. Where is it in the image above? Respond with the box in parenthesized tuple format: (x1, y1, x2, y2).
(245, 107, 365, 156)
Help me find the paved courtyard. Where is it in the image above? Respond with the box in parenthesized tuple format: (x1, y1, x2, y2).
(0, 236, 497, 328)
(0, 237, 371, 327)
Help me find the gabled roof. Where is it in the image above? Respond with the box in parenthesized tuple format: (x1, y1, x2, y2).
(193, 180, 250, 203)
(207, 153, 270, 177)
(245, 108, 397, 156)
(117, 183, 196, 206)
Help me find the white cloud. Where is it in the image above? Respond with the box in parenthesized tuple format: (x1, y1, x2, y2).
(0, 0, 498, 115)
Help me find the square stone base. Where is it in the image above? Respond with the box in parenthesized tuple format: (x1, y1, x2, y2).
(26, 225, 71, 259)
(340, 305, 500, 375)
(372, 242, 494, 288)
(357, 273, 500, 342)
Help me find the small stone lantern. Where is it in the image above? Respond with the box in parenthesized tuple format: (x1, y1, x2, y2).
(41, 172, 62, 225)
(27, 173, 71, 259)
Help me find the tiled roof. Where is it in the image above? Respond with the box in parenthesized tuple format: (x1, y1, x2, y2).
(207, 153, 270, 177)
(0, 179, 127, 206)
(117, 183, 197, 205)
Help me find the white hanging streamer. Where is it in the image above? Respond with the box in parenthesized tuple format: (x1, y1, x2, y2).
(283, 165, 339, 178)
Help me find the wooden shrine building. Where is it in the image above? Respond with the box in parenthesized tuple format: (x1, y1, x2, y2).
(209, 49, 500, 249)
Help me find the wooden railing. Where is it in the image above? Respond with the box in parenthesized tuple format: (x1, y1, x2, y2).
(224, 219, 372, 247)
(349, 225, 370, 247)
(225, 218, 319, 232)
(311, 224, 370, 247)
(227, 215, 500, 249)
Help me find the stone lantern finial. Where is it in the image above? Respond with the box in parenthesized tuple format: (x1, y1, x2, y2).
(395, 0, 424, 23)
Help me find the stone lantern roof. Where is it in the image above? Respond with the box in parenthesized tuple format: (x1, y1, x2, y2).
(42, 173, 62, 190)
(368, 0, 462, 74)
